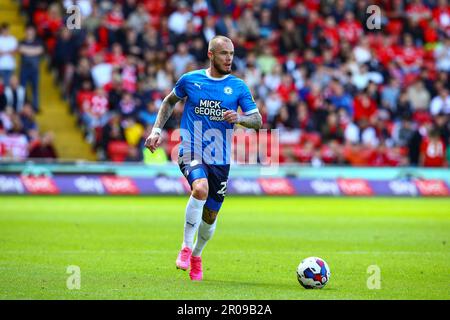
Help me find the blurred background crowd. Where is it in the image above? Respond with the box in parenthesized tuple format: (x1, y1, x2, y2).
(0, 0, 449, 166)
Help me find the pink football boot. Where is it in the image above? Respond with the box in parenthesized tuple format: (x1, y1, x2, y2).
(176, 247, 192, 271)
(189, 256, 203, 281)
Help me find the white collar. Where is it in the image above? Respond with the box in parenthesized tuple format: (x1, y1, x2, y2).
(204, 69, 230, 81)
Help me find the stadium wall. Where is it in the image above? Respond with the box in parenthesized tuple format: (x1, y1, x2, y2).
(0, 163, 449, 197)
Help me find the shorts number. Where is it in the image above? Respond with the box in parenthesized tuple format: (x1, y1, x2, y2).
(217, 181, 227, 196)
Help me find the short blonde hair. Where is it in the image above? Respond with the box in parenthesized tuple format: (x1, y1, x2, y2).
(208, 35, 233, 52)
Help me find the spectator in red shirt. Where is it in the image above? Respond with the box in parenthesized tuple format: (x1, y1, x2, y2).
(277, 74, 296, 103)
(36, 3, 63, 55)
(29, 131, 58, 159)
(338, 11, 363, 46)
(396, 34, 424, 74)
(322, 16, 340, 56)
(406, 0, 432, 29)
(320, 140, 340, 164)
(121, 56, 138, 93)
(83, 33, 103, 58)
(368, 142, 393, 167)
(106, 3, 125, 43)
(76, 81, 95, 114)
(89, 88, 109, 119)
(105, 43, 126, 68)
(82, 87, 110, 144)
(375, 36, 397, 66)
(433, 0, 450, 35)
(353, 91, 378, 123)
(420, 127, 447, 167)
(304, 0, 320, 12)
(423, 20, 440, 44)
(294, 140, 315, 164)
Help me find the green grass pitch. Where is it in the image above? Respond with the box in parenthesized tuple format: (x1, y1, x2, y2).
(0, 196, 449, 300)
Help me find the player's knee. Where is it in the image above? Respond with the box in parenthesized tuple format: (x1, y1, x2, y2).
(192, 179, 208, 200)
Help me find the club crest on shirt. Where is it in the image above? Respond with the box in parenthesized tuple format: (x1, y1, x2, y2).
(224, 86, 233, 95)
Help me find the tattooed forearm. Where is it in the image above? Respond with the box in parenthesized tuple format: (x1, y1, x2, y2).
(153, 92, 181, 130)
(238, 112, 263, 130)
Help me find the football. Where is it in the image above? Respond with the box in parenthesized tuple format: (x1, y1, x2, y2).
(296, 257, 331, 289)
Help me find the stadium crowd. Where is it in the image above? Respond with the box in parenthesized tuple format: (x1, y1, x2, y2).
(1, 0, 449, 166)
(0, 22, 57, 160)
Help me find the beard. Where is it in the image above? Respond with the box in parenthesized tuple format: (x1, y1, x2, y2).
(213, 59, 231, 75)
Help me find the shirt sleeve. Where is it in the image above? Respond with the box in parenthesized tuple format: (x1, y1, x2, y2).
(238, 82, 258, 115)
(173, 74, 187, 99)
(11, 37, 18, 50)
(429, 98, 440, 116)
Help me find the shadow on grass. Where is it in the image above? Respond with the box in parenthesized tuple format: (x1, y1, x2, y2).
(202, 278, 302, 291)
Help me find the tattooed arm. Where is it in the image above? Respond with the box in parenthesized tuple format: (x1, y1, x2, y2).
(223, 110, 262, 130)
(144, 91, 181, 153)
(153, 91, 181, 130)
(237, 112, 263, 130)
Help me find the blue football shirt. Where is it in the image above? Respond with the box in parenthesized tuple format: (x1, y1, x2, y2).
(173, 69, 258, 165)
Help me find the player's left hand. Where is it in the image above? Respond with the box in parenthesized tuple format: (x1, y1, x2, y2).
(144, 131, 162, 153)
(223, 110, 241, 124)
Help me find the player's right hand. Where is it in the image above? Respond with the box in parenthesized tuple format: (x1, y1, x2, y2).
(144, 131, 162, 153)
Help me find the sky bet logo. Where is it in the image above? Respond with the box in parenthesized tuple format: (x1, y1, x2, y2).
(194, 99, 226, 121)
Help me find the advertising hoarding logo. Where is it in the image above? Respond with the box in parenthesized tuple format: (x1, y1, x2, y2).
(388, 180, 418, 196)
(337, 179, 373, 196)
(21, 176, 59, 194)
(74, 176, 105, 194)
(230, 178, 262, 195)
(310, 180, 340, 195)
(154, 177, 186, 194)
(0, 175, 25, 194)
(100, 176, 139, 195)
(258, 178, 295, 195)
(415, 180, 449, 196)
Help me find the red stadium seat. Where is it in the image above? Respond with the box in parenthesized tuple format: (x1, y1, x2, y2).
(292, 145, 313, 163)
(107, 141, 129, 162)
(413, 111, 433, 125)
(300, 132, 322, 148)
